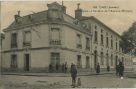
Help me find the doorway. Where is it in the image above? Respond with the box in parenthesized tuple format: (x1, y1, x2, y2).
(24, 54, 30, 71)
(94, 50, 97, 70)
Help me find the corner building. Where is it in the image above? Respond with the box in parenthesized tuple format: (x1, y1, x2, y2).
(2, 2, 133, 72)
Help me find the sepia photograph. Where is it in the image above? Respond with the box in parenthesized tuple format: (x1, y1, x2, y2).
(0, 0, 136, 89)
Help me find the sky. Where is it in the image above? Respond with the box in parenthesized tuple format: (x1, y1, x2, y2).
(1, 0, 136, 35)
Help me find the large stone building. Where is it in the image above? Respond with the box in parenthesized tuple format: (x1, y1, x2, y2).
(1, 2, 133, 72)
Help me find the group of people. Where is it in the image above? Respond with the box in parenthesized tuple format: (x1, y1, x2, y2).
(49, 62, 68, 73)
(49, 61, 125, 88)
(96, 61, 124, 78)
(96, 63, 111, 74)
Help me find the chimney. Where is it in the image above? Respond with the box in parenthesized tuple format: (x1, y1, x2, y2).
(18, 11, 20, 16)
(14, 11, 21, 23)
(61, 1, 66, 14)
(75, 3, 82, 19)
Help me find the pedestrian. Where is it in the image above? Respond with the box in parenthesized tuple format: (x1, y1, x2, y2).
(49, 64, 52, 72)
(107, 65, 110, 72)
(64, 62, 68, 73)
(96, 63, 100, 74)
(119, 62, 124, 79)
(116, 64, 119, 76)
(62, 63, 65, 73)
(70, 64, 77, 88)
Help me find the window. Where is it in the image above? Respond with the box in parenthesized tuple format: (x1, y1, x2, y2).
(23, 31, 31, 46)
(111, 39, 113, 49)
(106, 37, 109, 47)
(101, 34, 103, 45)
(11, 33, 17, 48)
(11, 54, 17, 68)
(77, 34, 82, 48)
(86, 56, 90, 68)
(100, 52, 104, 65)
(94, 31, 98, 43)
(77, 55, 82, 68)
(50, 28, 61, 45)
(116, 41, 118, 50)
(86, 37, 90, 50)
(111, 54, 113, 66)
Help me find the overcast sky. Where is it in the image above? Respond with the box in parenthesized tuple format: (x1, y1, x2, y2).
(1, 0, 136, 35)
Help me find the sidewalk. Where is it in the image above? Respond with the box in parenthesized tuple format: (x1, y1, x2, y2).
(1, 70, 134, 77)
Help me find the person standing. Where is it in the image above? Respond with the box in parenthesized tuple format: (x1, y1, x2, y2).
(119, 62, 124, 78)
(70, 64, 77, 88)
(49, 64, 52, 72)
(64, 62, 68, 73)
(96, 63, 100, 74)
(107, 65, 110, 72)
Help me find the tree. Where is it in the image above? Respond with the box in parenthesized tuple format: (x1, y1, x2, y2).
(121, 22, 136, 55)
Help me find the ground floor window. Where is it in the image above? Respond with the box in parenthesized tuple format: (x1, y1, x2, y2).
(77, 55, 82, 68)
(11, 54, 17, 68)
(86, 56, 90, 68)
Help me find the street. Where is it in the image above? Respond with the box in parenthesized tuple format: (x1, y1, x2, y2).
(0, 72, 136, 89)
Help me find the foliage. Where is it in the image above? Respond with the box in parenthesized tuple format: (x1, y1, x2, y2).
(121, 22, 136, 55)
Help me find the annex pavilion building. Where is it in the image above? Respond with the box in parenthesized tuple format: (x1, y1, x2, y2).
(1, 2, 133, 72)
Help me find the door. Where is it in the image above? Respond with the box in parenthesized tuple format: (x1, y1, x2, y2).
(51, 53, 60, 69)
(86, 56, 90, 68)
(24, 54, 30, 71)
(94, 50, 97, 69)
(106, 53, 109, 66)
(77, 55, 82, 68)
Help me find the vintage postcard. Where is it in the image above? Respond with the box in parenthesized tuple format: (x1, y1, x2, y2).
(0, 0, 136, 89)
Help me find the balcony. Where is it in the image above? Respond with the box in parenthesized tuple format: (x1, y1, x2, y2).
(86, 46, 90, 50)
(50, 40, 61, 45)
(77, 44, 82, 49)
(23, 42, 31, 47)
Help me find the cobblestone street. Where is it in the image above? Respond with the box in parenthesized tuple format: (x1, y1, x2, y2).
(0, 72, 136, 89)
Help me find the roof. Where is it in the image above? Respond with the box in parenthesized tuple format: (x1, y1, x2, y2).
(4, 2, 120, 38)
(79, 16, 121, 38)
(6, 10, 48, 29)
(4, 2, 90, 34)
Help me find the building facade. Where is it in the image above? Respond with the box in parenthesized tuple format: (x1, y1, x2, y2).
(1, 2, 133, 72)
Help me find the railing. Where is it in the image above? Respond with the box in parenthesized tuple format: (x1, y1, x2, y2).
(50, 40, 61, 45)
(23, 42, 31, 47)
(77, 44, 82, 49)
(11, 43, 17, 48)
